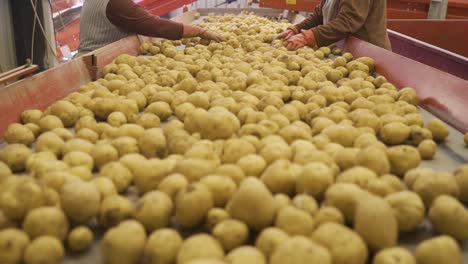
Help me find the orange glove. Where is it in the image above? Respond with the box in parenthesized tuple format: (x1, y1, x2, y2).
(283, 29, 316, 51)
(183, 25, 225, 42)
(274, 26, 299, 40)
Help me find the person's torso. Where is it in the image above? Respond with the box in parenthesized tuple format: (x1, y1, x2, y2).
(322, 0, 391, 50)
(76, 0, 134, 57)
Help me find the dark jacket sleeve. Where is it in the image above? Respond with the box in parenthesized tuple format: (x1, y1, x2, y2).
(294, 2, 324, 31)
(106, 0, 184, 40)
(311, 0, 370, 46)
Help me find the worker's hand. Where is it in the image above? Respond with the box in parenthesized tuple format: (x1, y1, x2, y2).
(183, 25, 225, 42)
(274, 26, 298, 41)
(283, 29, 316, 51)
(199, 30, 226, 42)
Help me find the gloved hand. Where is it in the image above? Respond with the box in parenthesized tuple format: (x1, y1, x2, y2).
(283, 29, 316, 51)
(183, 24, 225, 42)
(274, 26, 299, 40)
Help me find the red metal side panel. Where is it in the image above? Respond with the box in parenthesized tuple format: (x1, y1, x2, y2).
(387, 19, 468, 58)
(338, 36, 468, 133)
(0, 60, 90, 138)
(259, 0, 320, 12)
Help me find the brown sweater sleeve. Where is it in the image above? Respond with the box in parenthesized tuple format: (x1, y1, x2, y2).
(311, 0, 370, 46)
(106, 0, 184, 40)
(294, 2, 324, 31)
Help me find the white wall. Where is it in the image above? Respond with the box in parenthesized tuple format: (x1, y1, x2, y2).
(0, 0, 17, 73)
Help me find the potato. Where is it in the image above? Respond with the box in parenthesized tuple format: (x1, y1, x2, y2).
(324, 183, 366, 223)
(0, 177, 48, 221)
(355, 146, 390, 175)
(200, 175, 237, 207)
(22, 207, 69, 241)
(386, 145, 421, 177)
(354, 194, 398, 251)
(227, 177, 275, 231)
(144, 228, 182, 264)
(24, 236, 64, 264)
(157, 173, 188, 200)
(417, 139, 436, 160)
(221, 138, 256, 164)
(107, 111, 127, 127)
(206, 208, 230, 231)
(322, 124, 359, 147)
(314, 206, 345, 227)
(137, 113, 161, 129)
(261, 159, 300, 195)
(175, 183, 214, 229)
(292, 194, 318, 216)
(62, 138, 94, 155)
(99, 161, 133, 193)
(259, 142, 292, 165)
(373, 247, 416, 264)
(0, 144, 32, 172)
(177, 234, 224, 264)
(425, 118, 449, 142)
(336, 166, 378, 189)
(412, 171, 459, 207)
(384, 191, 424, 232)
(212, 219, 248, 251)
(333, 147, 360, 171)
(311, 223, 368, 264)
(76, 127, 99, 143)
(0, 161, 12, 182)
(225, 246, 266, 264)
(270, 236, 332, 264)
(38, 115, 64, 132)
(134, 191, 173, 232)
(255, 227, 289, 259)
(63, 151, 94, 170)
(67, 226, 93, 253)
(464, 132, 468, 146)
(91, 143, 119, 169)
(214, 164, 245, 186)
(91, 177, 117, 199)
(137, 128, 167, 159)
(0, 228, 30, 264)
(146, 101, 172, 121)
(49, 100, 80, 127)
(4, 123, 35, 146)
(275, 205, 315, 236)
(102, 220, 147, 264)
(235, 154, 266, 177)
(60, 180, 100, 224)
(410, 126, 433, 146)
(99, 194, 134, 228)
(24, 123, 41, 137)
(454, 164, 468, 203)
(415, 236, 461, 264)
(21, 109, 43, 124)
(112, 136, 140, 157)
(379, 122, 410, 145)
(428, 195, 468, 240)
(295, 162, 334, 199)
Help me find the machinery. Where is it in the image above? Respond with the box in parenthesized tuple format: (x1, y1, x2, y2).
(0, 7, 467, 263)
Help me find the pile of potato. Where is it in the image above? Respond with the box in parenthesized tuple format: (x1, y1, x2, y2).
(1, 11, 468, 264)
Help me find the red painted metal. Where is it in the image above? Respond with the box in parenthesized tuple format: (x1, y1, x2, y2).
(338, 36, 468, 133)
(0, 60, 90, 138)
(387, 19, 468, 58)
(260, 0, 468, 18)
(388, 30, 468, 80)
(136, 0, 196, 16)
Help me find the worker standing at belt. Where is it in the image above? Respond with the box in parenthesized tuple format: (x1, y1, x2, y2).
(277, 0, 391, 51)
(76, 0, 224, 57)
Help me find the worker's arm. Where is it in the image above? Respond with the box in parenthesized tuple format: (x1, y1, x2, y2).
(294, 2, 324, 31)
(310, 0, 370, 46)
(106, 0, 184, 39)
